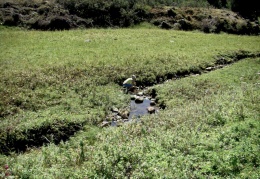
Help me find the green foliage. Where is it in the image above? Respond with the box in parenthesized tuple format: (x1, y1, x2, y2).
(54, 0, 211, 28)
(0, 27, 259, 177)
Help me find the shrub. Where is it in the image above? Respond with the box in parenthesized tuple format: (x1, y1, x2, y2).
(56, 0, 148, 27)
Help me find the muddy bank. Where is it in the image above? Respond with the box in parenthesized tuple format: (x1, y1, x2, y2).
(134, 50, 260, 88)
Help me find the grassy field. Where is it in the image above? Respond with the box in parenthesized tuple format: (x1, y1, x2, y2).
(0, 25, 260, 178)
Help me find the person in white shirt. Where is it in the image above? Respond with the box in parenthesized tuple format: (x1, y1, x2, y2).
(123, 75, 136, 93)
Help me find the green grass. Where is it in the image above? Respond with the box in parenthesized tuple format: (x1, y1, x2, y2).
(0, 26, 260, 177)
(1, 58, 259, 178)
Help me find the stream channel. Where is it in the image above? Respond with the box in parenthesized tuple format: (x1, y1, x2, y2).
(110, 88, 158, 127)
(108, 51, 260, 127)
(128, 98, 151, 119)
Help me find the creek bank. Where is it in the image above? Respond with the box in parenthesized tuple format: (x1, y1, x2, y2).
(1, 51, 259, 154)
(134, 50, 260, 88)
(101, 50, 260, 128)
(0, 120, 86, 155)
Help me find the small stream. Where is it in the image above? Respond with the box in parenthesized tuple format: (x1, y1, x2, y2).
(111, 97, 156, 127)
(128, 98, 151, 119)
(108, 88, 158, 127)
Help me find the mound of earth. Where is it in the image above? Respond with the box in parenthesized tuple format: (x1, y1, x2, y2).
(149, 7, 260, 35)
(0, 1, 259, 35)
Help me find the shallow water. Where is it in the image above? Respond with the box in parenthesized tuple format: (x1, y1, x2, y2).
(128, 98, 151, 119)
(110, 98, 152, 127)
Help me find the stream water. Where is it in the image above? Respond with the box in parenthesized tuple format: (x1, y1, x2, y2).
(111, 98, 152, 127)
(128, 98, 151, 119)
(110, 91, 158, 127)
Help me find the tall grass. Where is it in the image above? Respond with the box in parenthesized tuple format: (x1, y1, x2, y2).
(1, 28, 259, 119)
(0, 26, 260, 177)
(1, 58, 259, 178)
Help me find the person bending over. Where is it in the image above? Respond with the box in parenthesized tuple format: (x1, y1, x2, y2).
(123, 75, 136, 93)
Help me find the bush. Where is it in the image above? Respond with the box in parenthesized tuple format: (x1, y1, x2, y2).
(56, 0, 148, 27)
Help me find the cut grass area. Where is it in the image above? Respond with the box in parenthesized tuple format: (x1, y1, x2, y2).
(0, 58, 259, 178)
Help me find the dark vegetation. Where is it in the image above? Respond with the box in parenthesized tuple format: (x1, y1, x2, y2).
(150, 7, 259, 34)
(0, 0, 259, 34)
(207, 0, 259, 21)
(230, 0, 260, 21)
